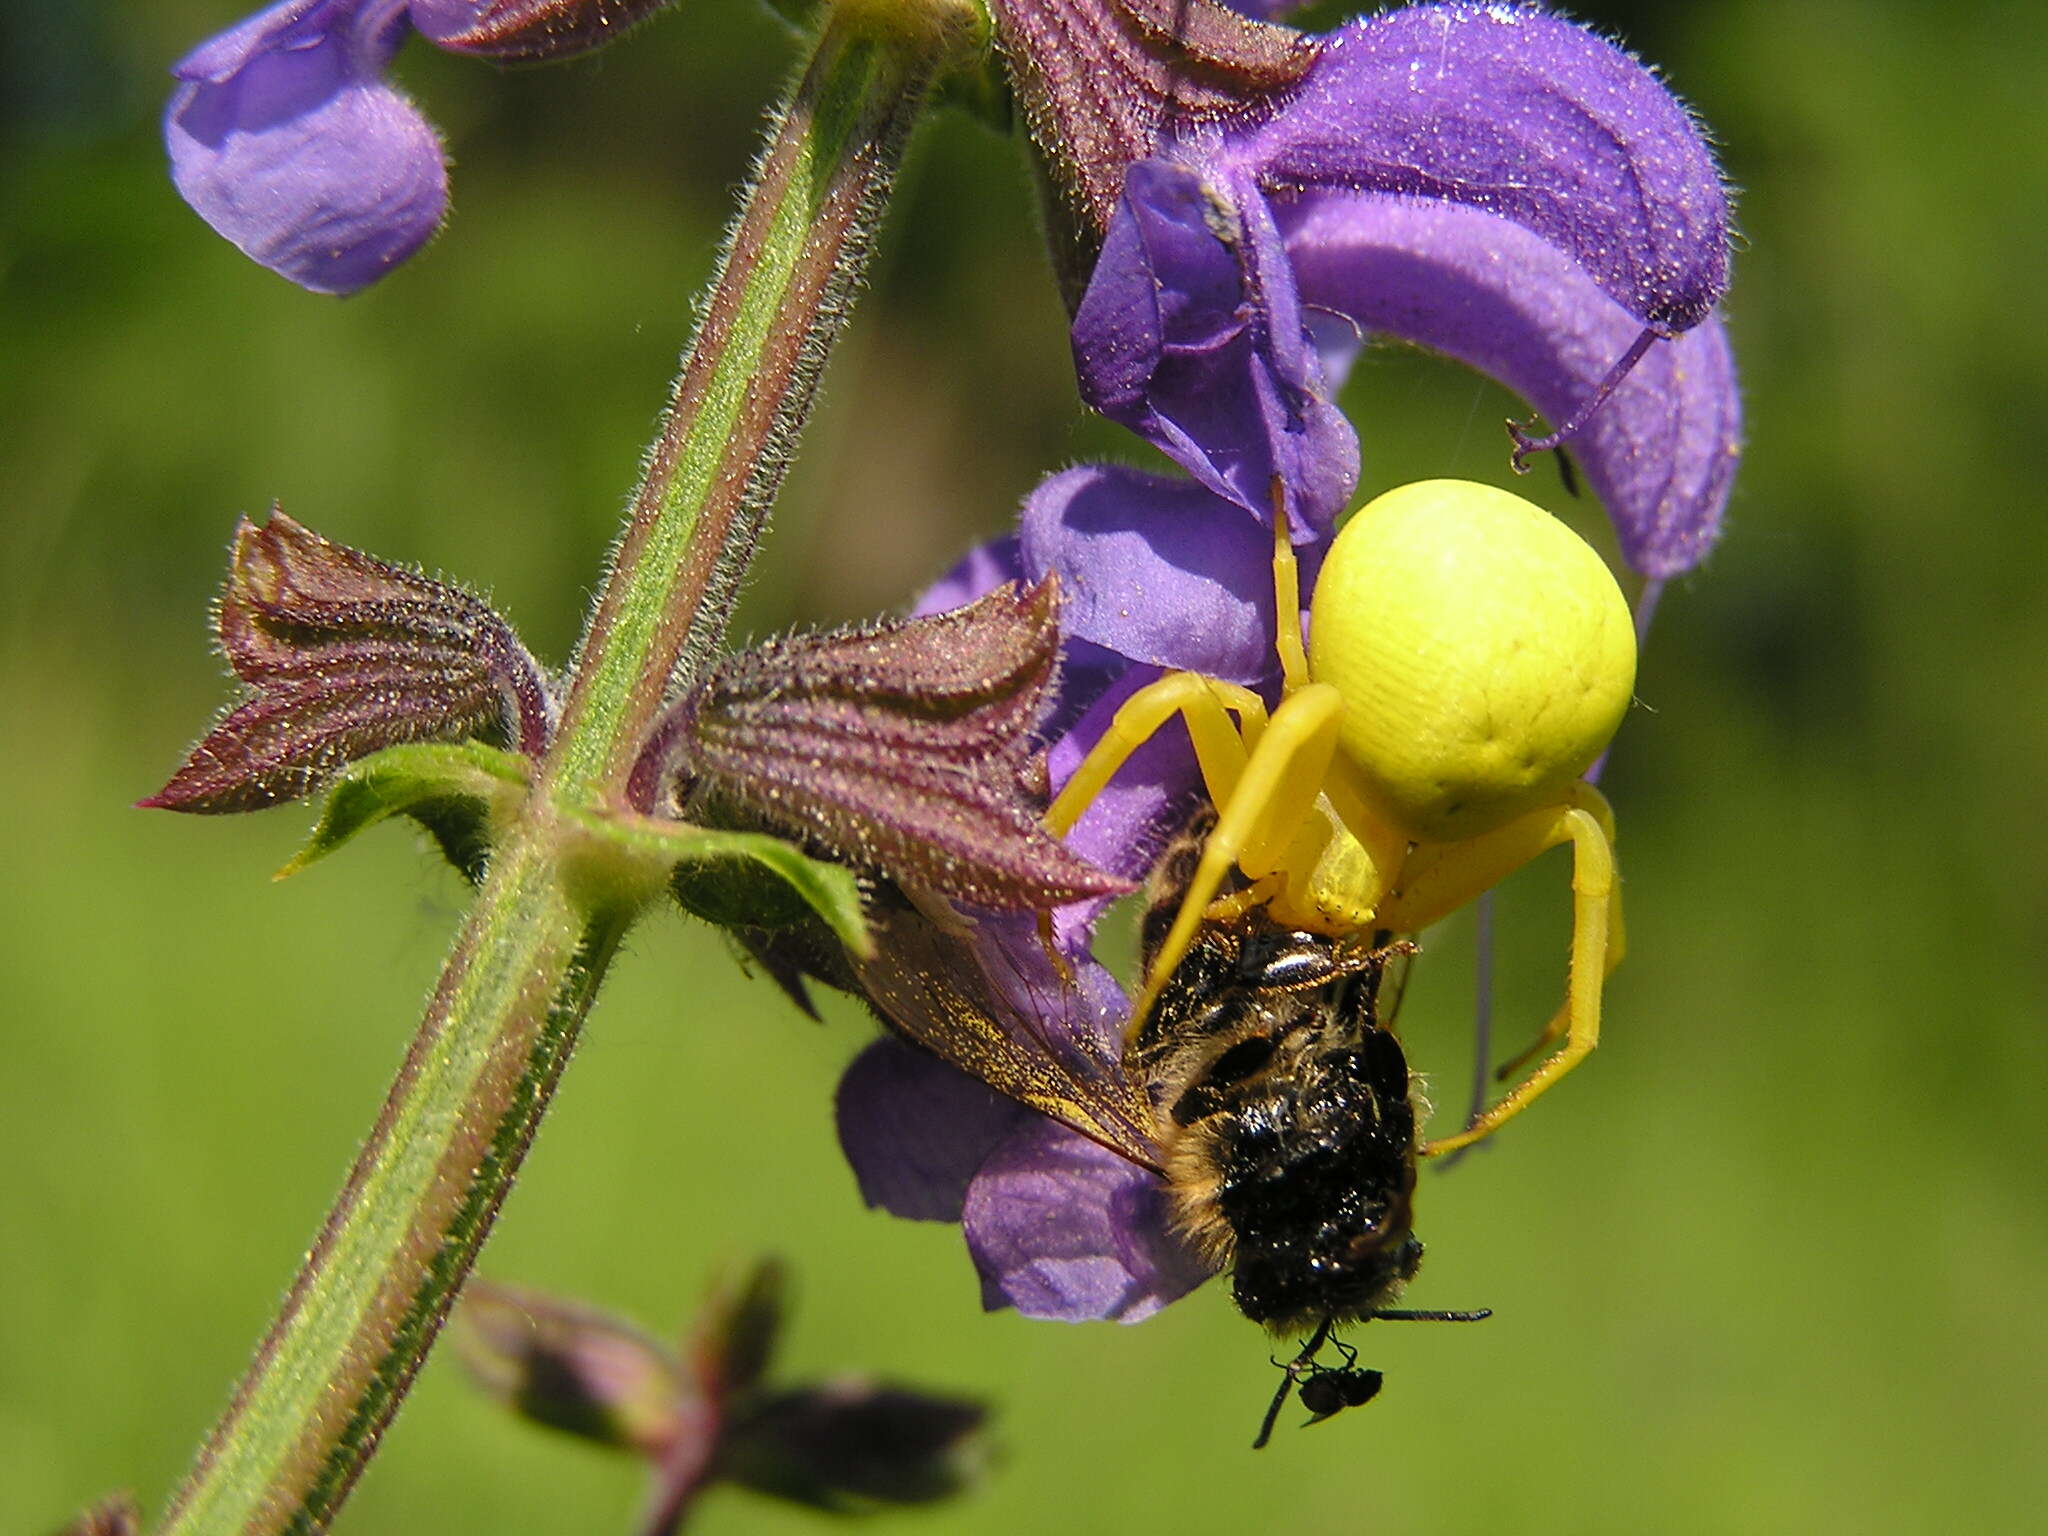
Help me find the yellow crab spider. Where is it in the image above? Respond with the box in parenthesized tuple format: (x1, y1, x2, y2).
(1045, 479, 1634, 1156)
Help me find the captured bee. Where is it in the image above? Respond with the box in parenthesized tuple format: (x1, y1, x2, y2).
(850, 828, 1489, 1446)
(1129, 877, 1425, 1333)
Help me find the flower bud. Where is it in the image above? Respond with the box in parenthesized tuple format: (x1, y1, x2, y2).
(414, 0, 676, 62)
(143, 510, 552, 814)
(454, 1280, 690, 1457)
(721, 1380, 989, 1510)
(686, 1258, 786, 1400)
(51, 1495, 139, 1536)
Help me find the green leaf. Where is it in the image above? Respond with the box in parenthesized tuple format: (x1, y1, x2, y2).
(567, 809, 872, 960)
(277, 742, 532, 881)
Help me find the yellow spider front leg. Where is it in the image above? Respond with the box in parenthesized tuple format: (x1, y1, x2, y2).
(1127, 680, 1346, 1025)
(1044, 669, 1370, 1031)
(1044, 672, 1268, 838)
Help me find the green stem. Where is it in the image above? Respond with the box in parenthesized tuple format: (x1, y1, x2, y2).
(158, 831, 618, 1535)
(554, 7, 969, 803)
(157, 6, 981, 1530)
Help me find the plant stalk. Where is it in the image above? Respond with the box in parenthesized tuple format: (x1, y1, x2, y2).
(156, 6, 977, 1529)
(552, 5, 971, 804)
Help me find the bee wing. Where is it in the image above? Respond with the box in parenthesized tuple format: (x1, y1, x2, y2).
(854, 905, 1162, 1172)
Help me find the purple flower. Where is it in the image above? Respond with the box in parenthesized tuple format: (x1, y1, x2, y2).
(1033, 1, 1746, 855)
(837, 914, 1214, 1323)
(165, 1, 669, 293)
(1071, 3, 1741, 569)
(835, 5, 1742, 1323)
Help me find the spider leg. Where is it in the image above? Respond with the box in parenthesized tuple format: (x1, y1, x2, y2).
(1131, 683, 1345, 1031)
(1268, 510, 1311, 691)
(1199, 871, 1288, 925)
(1492, 793, 1627, 1082)
(1043, 672, 1268, 840)
(1376, 783, 1620, 1156)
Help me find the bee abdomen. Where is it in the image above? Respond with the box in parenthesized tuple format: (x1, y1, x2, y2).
(1207, 1042, 1422, 1329)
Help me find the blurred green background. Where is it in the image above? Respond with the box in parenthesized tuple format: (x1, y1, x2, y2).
(5, 2, 2046, 1531)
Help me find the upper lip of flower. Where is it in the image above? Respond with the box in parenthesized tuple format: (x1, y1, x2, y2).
(1067, 4, 1742, 569)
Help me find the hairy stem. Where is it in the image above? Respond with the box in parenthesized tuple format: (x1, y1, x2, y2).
(633, 1408, 720, 1536)
(159, 831, 619, 1535)
(157, 6, 978, 1530)
(554, 8, 971, 804)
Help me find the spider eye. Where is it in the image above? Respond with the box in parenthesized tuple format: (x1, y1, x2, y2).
(1308, 479, 1636, 844)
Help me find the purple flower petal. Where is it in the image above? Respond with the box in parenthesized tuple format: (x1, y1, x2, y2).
(166, 0, 447, 294)
(1072, 160, 1358, 536)
(1234, 5, 1730, 333)
(1283, 194, 1742, 575)
(910, 535, 1024, 619)
(963, 1116, 1213, 1323)
(836, 1038, 1034, 1223)
(1019, 464, 1296, 683)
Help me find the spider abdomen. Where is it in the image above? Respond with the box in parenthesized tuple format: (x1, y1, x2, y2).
(1309, 479, 1636, 843)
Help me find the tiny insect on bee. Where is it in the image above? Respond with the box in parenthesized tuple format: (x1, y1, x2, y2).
(853, 825, 1488, 1446)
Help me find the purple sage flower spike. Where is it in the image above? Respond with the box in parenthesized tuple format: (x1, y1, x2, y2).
(818, 3, 1743, 1343)
(165, 1, 674, 293)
